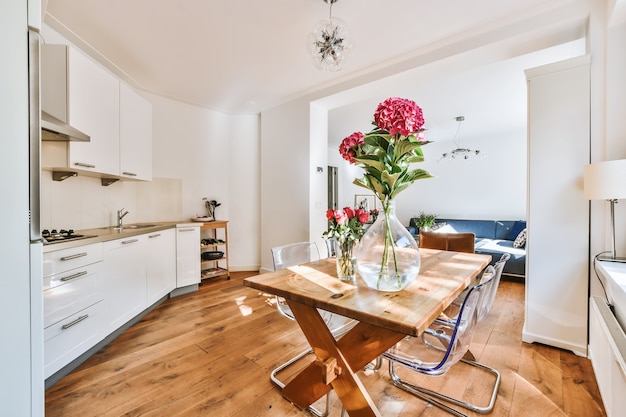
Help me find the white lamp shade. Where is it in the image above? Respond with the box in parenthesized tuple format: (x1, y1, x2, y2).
(584, 159, 626, 200)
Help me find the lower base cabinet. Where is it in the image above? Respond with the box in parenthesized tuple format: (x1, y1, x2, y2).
(146, 229, 176, 305)
(102, 235, 146, 334)
(43, 243, 104, 379)
(44, 226, 181, 381)
(589, 296, 626, 417)
(176, 224, 200, 287)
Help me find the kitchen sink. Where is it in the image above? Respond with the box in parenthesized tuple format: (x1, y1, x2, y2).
(124, 224, 157, 229)
(100, 224, 158, 231)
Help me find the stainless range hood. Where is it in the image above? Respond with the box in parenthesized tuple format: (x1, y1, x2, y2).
(41, 111, 90, 142)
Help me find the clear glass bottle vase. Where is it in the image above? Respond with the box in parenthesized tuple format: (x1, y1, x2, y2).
(356, 199, 420, 291)
(335, 236, 357, 282)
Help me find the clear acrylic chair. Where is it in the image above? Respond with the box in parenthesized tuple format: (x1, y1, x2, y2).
(383, 265, 501, 417)
(437, 252, 510, 326)
(270, 242, 356, 417)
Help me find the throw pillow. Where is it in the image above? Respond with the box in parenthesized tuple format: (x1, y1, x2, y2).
(513, 228, 527, 248)
(431, 222, 447, 231)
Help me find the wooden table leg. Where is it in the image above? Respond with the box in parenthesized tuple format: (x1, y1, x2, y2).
(282, 300, 405, 417)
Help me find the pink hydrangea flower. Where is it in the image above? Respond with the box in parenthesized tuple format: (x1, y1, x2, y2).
(339, 131, 364, 163)
(374, 97, 424, 137)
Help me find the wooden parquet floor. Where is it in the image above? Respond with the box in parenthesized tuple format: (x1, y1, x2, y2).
(45, 272, 607, 417)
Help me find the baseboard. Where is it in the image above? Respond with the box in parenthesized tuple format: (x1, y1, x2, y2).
(170, 284, 199, 297)
(230, 265, 260, 272)
(521, 328, 587, 357)
(502, 273, 525, 283)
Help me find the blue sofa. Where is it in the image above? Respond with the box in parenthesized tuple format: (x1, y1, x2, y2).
(408, 218, 527, 280)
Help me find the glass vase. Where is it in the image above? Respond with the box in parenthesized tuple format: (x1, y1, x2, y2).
(335, 237, 357, 282)
(356, 199, 421, 291)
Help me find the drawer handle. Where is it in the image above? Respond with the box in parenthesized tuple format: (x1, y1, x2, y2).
(122, 171, 137, 176)
(148, 233, 161, 239)
(60, 252, 88, 261)
(60, 271, 88, 282)
(74, 162, 96, 169)
(178, 228, 196, 232)
(61, 314, 89, 330)
(122, 239, 139, 245)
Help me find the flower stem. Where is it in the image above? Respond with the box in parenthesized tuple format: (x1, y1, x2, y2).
(378, 199, 400, 289)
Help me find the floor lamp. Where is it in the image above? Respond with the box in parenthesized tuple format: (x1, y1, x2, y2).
(584, 159, 626, 262)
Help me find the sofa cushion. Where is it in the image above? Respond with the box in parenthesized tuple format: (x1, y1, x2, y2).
(435, 219, 497, 239)
(495, 221, 517, 239)
(474, 239, 526, 277)
(507, 220, 527, 240)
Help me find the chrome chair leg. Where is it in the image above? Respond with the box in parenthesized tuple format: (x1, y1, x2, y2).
(270, 348, 330, 417)
(388, 357, 501, 416)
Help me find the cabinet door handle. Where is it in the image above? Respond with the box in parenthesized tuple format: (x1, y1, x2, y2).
(74, 162, 96, 169)
(178, 228, 196, 232)
(122, 171, 137, 177)
(148, 233, 161, 239)
(61, 314, 89, 330)
(121, 239, 139, 245)
(60, 271, 88, 282)
(60, 252, 88, 261)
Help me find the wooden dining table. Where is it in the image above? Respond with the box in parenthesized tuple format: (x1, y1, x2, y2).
(243, 248, 491, 417)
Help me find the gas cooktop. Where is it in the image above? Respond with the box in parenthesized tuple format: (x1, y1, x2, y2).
(42, 229, 95, 245)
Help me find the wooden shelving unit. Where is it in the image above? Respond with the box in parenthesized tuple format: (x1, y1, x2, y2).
(199, 220, 230, 281)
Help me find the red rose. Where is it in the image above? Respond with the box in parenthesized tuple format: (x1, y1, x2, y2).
(357, 211, 369, 224)
(326, 209, 335, 221)
(334, 209, 348, 224)
(343, 207, 354, 219)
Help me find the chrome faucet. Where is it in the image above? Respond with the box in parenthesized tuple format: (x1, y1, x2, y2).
(117, 208, 129, 228)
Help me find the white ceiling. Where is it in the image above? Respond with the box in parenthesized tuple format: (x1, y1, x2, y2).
(43, 0, 594, 115)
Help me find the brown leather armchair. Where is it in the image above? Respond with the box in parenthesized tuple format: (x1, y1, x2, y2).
(419, 231, 475, 253)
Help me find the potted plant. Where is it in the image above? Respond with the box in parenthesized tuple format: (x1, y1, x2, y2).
(414, 211, 437, 231)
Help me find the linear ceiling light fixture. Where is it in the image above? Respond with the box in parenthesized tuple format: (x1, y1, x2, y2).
(439, 116, 483, 162)
(307, 0, 352, 72)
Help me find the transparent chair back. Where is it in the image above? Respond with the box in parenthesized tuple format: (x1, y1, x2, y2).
(383, 265, 502, 416)
(384, 265, 496, 376)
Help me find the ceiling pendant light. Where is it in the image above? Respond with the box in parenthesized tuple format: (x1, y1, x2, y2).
(439, 116, 484, 162)
(307, 0, 352, 72)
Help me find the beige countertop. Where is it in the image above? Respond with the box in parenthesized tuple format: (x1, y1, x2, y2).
(43, 221, 202, 253)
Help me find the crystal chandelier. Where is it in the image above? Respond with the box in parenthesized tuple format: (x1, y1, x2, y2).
(439, 116, 483, 161)
(307, 0, 352, 72)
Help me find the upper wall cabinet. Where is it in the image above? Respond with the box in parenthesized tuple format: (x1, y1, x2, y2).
(120, 84, 152, 181)
(42, 44, 120, 176)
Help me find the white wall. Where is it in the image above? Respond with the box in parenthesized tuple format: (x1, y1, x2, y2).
(260, 100, 312, 271)
(227, 113, 261, 270)
(606, 21, 626, 258)
(328, 41, 585, 226)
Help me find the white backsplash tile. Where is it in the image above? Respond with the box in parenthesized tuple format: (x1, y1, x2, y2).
(40, 171, 182, 230)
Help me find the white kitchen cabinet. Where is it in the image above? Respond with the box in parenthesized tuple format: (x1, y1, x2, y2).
(43, 243, 104, 378)
(176, 224, 201, 288)
(102, 235, 146, 333)
(145, 229, 176, 305)
(523, 55, 590, 356)
(120, 83, 152, 181)
(589, 296, 626, 417)
(41, 44, 120, 176)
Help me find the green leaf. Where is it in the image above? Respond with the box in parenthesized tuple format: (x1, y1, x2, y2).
(381, 170, 401, 192)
